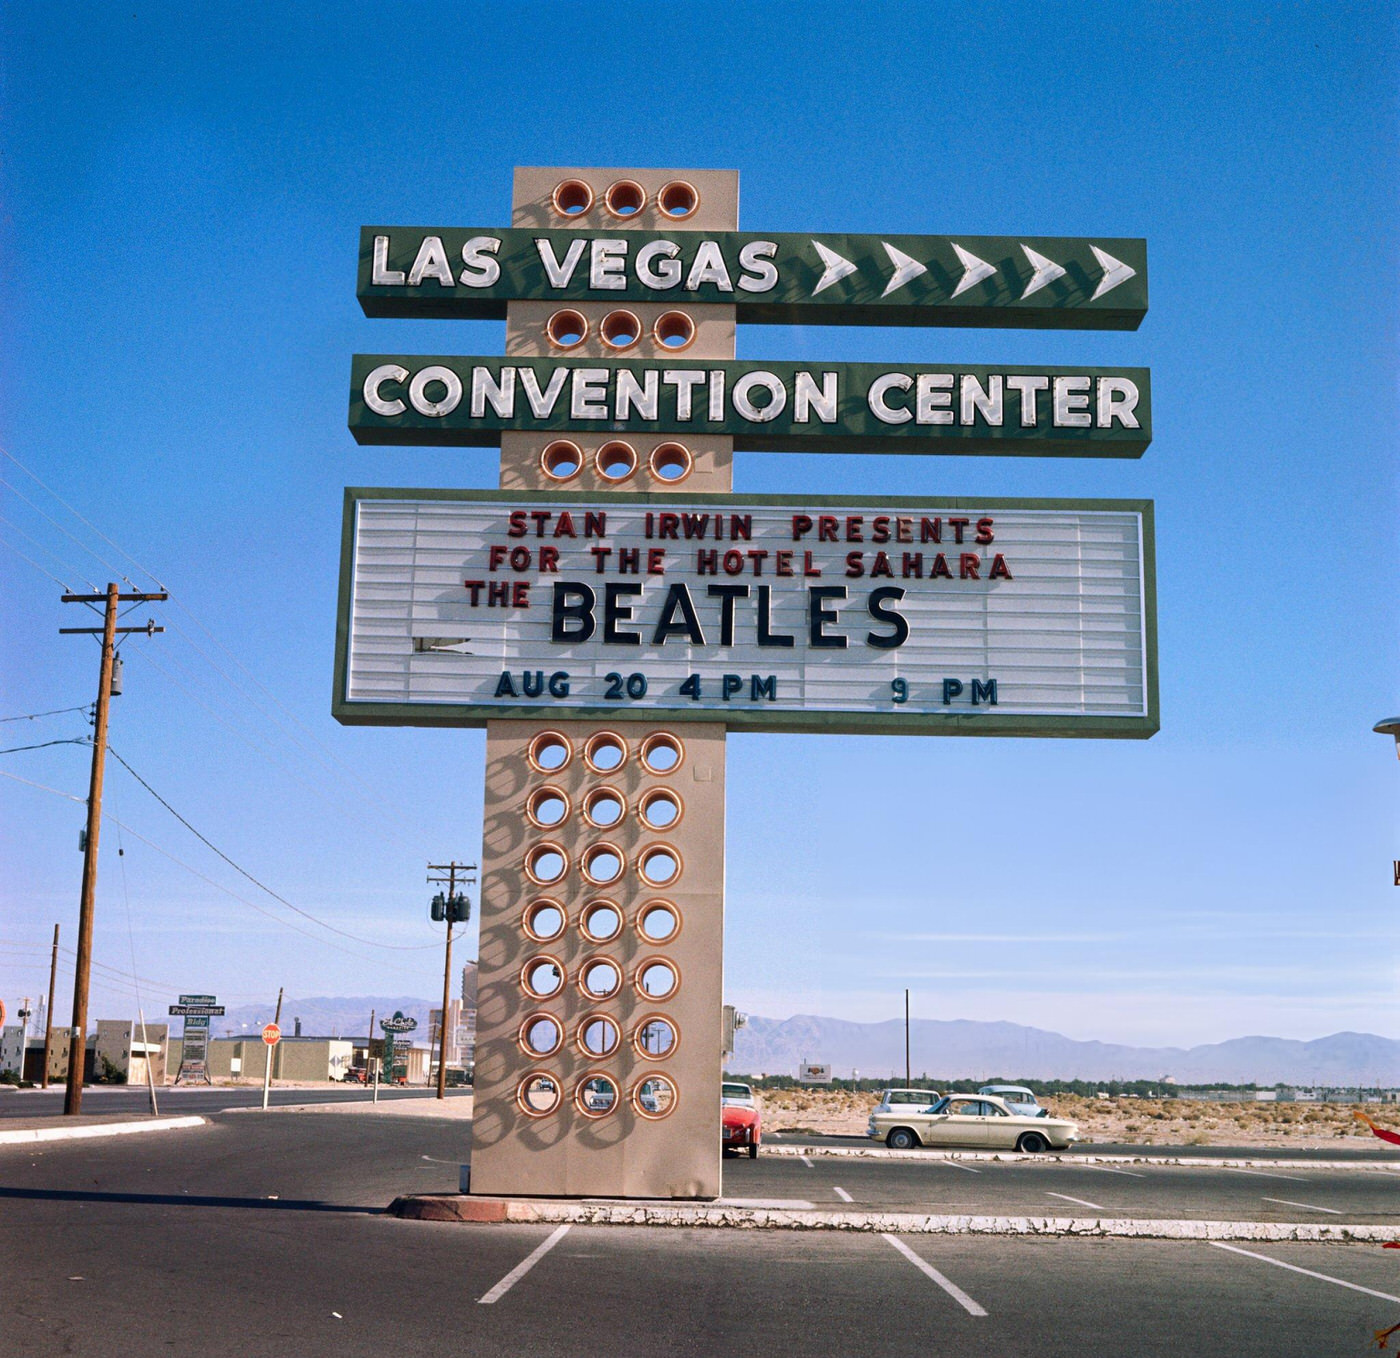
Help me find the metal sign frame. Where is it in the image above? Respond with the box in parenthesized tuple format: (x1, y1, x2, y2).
(333, 486, 1157, 740)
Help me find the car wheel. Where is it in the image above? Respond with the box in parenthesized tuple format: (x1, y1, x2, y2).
(886, 1127, 919, 1150)
(747, 1143, 758, 1159)
(1016, 1131, 1049, 1154)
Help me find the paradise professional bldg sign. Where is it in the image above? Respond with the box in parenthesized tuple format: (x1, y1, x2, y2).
(350, 356, 1150, 457)
(335, 489, 1156, 738)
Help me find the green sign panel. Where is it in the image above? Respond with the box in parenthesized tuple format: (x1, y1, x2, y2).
(350, 355, 1150, 457)
(359, 227, 1147, 329)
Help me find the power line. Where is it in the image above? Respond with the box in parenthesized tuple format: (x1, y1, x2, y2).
(0, 706, 91, 724)
(0, 534, 75, 591)
(0, 738, 90, 756)
(0, 768, 437, 974)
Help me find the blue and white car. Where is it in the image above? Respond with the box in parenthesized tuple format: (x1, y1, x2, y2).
(978, 1085, 1046, 1118)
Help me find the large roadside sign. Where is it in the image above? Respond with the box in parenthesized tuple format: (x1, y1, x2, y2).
(358, 228, 1147, 329)
(350, 355, 1150, 458)
(334, 488, 1156, 738)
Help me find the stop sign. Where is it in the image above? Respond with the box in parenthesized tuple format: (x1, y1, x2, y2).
(262, 1023, 281, 1046)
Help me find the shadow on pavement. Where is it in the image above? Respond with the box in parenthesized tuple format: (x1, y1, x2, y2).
(0, 1186, 383, 1214)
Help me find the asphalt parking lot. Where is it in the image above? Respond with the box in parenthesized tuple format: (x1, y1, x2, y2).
(4, 1112, 1400, 1356)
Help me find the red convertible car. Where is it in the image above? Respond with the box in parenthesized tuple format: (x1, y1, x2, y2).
(722, 1081, 760, 1157)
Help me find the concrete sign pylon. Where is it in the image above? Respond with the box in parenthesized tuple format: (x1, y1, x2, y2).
(468, 167, 737, 1199)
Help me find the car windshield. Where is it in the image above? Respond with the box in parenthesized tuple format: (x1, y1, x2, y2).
(721, 1084, 752, 1102)
(925, 1096, 951, 1114)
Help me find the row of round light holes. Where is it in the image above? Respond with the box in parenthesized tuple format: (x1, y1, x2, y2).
(524, 899, 680, 947)
(539, 439, 692, 485)
(521, 956, 679, 1003)
(546, 309, 696, 353)
(551, 178, 698, 222)
(527, 786, 680, 833)
(524, 842, 680, 889)
(520, 1071, 678, 1121)
(528, 730, 682, 777)
(520, 1013, 678, 1061)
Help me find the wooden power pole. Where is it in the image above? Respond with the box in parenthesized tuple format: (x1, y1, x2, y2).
(427, 861, 475, 1099)
(59, 582, 165, 1115)
(41, 923, 59, 1089)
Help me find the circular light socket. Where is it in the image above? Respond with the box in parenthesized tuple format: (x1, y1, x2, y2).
(600, 310, 642, 350)
(652, 311, 696, 351)
(525, 787, 570, 830)
(578, 957, 623, 1001)
(648, 442, 693, 484)
(579, 899, 624, 944)
(632, 1074, 679, 1120)
(604, 179, 647, 218)
(636, 899, 681, 945)
(524, 843, 569, 887)
(581, 843, 625, 887)
(584, 731, 628, 774)
(595, 440, 638, 483)
(527, 730, 573, 773)
(582, 787, 625, 829)
(519, 1013, 564, 1058)
(518, 1072, 562, 1117)
(540, 440, 584, 483)
(575, 1072, 620, 1119)
(634, 1015, 679, 1061)
(546, 309, 588, 350)
(522, 898, 567, 943)
(639, 732, 683, 775)
(636, 957, 680, 1001)
(521, 956, 565, 1000)
(657, 181, 699, 219)
(551, 179, 593, 217)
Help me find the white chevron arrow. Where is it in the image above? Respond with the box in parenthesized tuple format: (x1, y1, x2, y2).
(950, 243, 998, 298)
(1020, 244, 1067, 298)
(811, 240, 859, 295)
(1089, 245, 1136, 300)
(881, 242, 927, 297)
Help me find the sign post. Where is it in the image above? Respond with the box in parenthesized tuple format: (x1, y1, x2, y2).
(336, 166, 1155, 1201)
(169, 994, 222, 1086)
(260, 1022, 280, 1111)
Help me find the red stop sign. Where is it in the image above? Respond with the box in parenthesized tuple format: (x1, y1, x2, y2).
(262, 1023, 281, 1046)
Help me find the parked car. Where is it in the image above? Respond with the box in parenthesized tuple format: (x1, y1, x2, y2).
(722, 1081, 761, 1158)
(978, 1084, 1046, 1118)
(873, 1088, 942, 1116)
(868, 1094, 1080, 1152)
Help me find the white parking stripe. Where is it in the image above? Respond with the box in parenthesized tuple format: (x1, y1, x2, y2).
(1082, 1164, 1145, 1178)
(477, 1224, 571, 1304)
(1217, 1166, 1307, 1183)
(882, 1235, 988, 1316)
(799, 1154, 815, 1169)
(833, 1186, 853, 1202)
(1047, 1192, 1106, 1211)
(1209, 1242, 1400, 1302)
(1260, 1197, 1343, 1215)
(941, 1160, 982, 1173)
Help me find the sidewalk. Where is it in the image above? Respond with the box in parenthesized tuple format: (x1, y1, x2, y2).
(0, 1113, 205, 1146)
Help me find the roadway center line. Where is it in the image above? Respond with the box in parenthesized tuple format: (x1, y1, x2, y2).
(833, 1186, 853, 1202)
(799, 1154, 815, 1169)
(1208, 1242, 1400, 1302)
(1259, 1197, 1342, 1215)
(1081, 1164, 1145, 1178)
(1047, 1192, 1107, 1211)
(477, 1224, 571, 1305)
(882, 1235, 988, 1316)
(1216, 1166, 1307, 1183)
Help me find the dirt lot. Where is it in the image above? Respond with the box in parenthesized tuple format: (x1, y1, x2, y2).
(758, 1087, 1399, 1147)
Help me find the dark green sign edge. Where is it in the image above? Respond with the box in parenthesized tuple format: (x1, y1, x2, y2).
(332, 486, 1158, 740)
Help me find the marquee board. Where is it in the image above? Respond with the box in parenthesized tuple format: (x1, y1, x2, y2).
(358, 227, 1147, 329)
(334, 488, 1156, 738)
(350, 355, 1150, 457)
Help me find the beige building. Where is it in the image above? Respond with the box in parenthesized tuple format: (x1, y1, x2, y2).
(168, 1035, 355, 1082)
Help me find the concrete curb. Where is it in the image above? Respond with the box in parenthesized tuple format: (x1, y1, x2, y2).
(388, 1194, 1400, 1242)
(763, 1144, 1400, 1172)
(0, 1116, 206, 1146)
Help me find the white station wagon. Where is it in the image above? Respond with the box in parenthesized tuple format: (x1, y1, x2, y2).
(868, 1093, 1080, 1153)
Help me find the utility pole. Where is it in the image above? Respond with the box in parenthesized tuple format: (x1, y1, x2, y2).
(427, 861, 475, 1099)
(42, 924, 59, 1089)
(366, 1007, 375, 1093)
(60, 582, 166, 1115)
(904, 989, 911, 1089)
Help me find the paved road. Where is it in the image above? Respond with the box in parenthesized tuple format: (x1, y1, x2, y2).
(4, 1112, 1400, 1356)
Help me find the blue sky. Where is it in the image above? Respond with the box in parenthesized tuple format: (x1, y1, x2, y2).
(1, 2, 1396, 1047)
